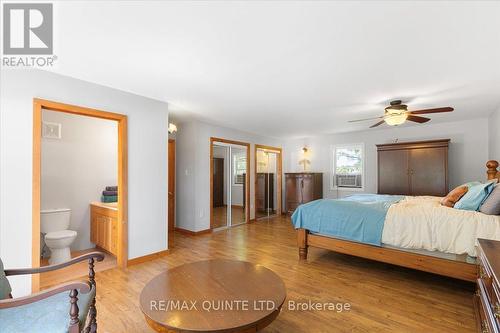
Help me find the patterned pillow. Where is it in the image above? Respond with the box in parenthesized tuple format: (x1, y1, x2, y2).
(479, 184, 500, 215)
(440, 186, 468, 207)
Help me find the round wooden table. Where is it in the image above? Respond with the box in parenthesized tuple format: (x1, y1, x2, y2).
(140, 259, 286, 333)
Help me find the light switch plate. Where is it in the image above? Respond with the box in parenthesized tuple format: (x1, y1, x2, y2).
(42, 121, 61, 139)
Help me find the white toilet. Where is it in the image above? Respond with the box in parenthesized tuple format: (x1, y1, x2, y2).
(40, 208, 77, 265)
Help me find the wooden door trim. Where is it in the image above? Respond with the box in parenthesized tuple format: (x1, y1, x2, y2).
(210, 137, 250, 229)
(168, 139, 176, 247)
(33, 98, 128, 292)
(255, 144, 283, 218)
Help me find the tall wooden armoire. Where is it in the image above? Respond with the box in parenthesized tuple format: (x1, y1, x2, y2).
(377, 139, 449, 196)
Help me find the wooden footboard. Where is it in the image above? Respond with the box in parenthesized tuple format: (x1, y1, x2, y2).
(296, 228, 477, 282)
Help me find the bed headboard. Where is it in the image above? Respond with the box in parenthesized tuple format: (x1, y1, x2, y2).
(487, 160, 499, 181)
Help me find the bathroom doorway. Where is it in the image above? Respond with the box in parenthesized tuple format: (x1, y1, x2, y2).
(210, 138, 250, 229)
(255, 145, 282, 219)
(32, 99, 128, 292)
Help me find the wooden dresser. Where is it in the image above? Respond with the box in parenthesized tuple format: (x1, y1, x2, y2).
(90, 202, 118, 256)
(475, 239, 500, 333)
(377, 139, 449, 196)
(285, 173, 323, 214)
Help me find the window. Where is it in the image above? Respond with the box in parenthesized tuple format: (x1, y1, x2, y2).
(332, 144, 364, 190)
(233, 154, 247, 185)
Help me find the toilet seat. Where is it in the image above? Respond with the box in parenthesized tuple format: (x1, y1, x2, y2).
(45, 230, 77, 240)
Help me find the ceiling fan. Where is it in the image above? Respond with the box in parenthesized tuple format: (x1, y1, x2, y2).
(349, 100, 454, 128)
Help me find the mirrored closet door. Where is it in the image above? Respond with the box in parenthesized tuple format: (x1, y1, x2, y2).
(211, 139, 249, 229)
(230, 146, 247, 226)
(256, 147, 281, 219)
(212, 144, 229, 228)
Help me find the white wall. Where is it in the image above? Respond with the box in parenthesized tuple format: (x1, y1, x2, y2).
(489, 107, 500, 160)
(175, 121, 197, 231)
(41, 110, 118, 251)
(0, 69, 169, 296)
(175, 120, 282, 232)
(284, 118, 490, 199)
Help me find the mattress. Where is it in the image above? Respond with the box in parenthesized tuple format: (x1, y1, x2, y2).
(381, 196, 500, 257)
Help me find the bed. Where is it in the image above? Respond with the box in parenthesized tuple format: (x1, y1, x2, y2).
(294, 160, 500, 282)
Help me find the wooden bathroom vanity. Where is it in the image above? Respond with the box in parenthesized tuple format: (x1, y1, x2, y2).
(90, 202, 118, 256)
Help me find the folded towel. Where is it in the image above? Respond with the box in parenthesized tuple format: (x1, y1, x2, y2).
(102, 190, 118, 196)
(101, 195, 118, 203)
(106, 186, 118, 191)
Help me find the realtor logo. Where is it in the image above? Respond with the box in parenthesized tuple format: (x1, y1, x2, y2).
(3, 3, 53, 55)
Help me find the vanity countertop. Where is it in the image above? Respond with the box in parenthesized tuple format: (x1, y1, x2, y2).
(90, 201, 118, 211)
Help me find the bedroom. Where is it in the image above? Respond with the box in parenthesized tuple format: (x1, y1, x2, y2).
(1, 1, 500, 333)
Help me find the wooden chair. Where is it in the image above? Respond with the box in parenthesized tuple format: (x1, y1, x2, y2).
(0, 252, 104, 333)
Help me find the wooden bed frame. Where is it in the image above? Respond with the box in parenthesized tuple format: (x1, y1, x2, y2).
(297, 160, 500, 282)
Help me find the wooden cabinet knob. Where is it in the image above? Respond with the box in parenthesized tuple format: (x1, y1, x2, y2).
(479, 266, 487, 279)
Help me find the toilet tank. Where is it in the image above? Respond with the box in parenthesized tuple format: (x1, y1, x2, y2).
(40, 208, 71, 233)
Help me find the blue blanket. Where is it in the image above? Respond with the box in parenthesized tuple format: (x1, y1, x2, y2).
(291, 194, 404, 246)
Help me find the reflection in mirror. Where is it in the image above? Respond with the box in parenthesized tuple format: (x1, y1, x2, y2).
(212, 144, 228, 228)
(231, 146, 247, 225)
(256, 149, 278, 219)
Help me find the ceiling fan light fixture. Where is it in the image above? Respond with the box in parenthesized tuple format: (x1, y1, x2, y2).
(384, 113, 408, 126)
(348, 99, 453, 129)
(385, 103, 408, 115)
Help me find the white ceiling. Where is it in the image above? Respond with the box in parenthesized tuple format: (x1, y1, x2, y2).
(49, 1, 500, 138)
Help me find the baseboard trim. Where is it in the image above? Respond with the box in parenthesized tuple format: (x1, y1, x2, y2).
(248, 219, 256, 223)
(174, 227, 212, 236)
(127, 249, 170, 266)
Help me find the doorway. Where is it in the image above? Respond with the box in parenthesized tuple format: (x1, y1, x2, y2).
(168, 139, 175, 246)
(255, 145, 282, 219)
(210, 138, 250, 229)
(32, 98, 128, 292)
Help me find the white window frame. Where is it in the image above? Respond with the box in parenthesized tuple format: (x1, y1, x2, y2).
(331, 143, 365, 191)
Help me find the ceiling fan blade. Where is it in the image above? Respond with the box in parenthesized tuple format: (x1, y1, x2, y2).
(409, 107, 454, 115)
(370, 120, 385, 128)
(407, 115, 431, 123)
(348, 116, 384, 123)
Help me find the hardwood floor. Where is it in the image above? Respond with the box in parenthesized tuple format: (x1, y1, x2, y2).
(93, 215, 475, 332)
(212, 205, 246, 228)
(40, 248, 116, 289)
